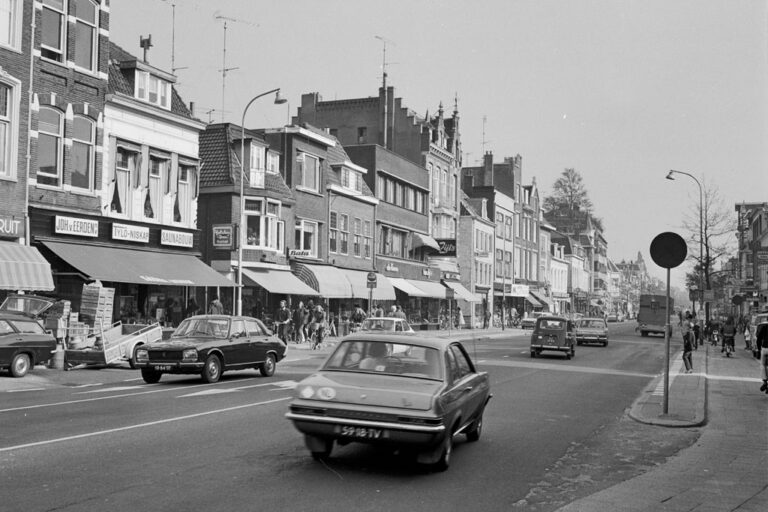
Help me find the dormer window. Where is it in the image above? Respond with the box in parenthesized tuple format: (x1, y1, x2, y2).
(135, 71, 171, 109)
(249, 143, 265, 188)
(341, 168, 362, 192)
(266, 152, 279, 174)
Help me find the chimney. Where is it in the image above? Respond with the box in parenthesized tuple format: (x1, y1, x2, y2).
(483, 151, 493, 186)
(462, 173, 474, 193)
(189, 102, 195, 117)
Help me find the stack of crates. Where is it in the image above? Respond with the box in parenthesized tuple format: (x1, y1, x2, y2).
(43, 300, 72, 340)
(67, 313, 89, 348)
(80, 284, 115, 331)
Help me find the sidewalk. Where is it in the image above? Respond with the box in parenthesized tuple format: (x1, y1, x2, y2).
(557, 340, 768, 512)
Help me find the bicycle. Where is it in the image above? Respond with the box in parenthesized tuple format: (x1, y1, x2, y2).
(308, 325, 328, 350)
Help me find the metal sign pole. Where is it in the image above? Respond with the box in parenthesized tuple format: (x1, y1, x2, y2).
(663, 267, 671, 415)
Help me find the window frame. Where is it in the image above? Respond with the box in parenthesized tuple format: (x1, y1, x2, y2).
(72, 0, 99, 73)
(294, 219, 319, 258)
(70, 115, 95, 191)
(134, 70, 171, 110)
(35, 106, 63, 188)
(249, 142, 265, 189)
(0, 77, 20, 179)
(297, 152, 320, 192)
(0, 0, 22, 51)
(40, 0, 66, 63)
(339, 213, 349, 255)
(244, 198, 284, 251)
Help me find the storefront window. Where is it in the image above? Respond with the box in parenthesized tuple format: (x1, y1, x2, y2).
(294, 219, 318, 257)
(245, 199, 283, 251)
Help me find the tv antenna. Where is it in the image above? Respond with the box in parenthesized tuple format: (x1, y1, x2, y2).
(214, 13, 257, 122)
(481, 115, 492, 155)
(374, 35, 396, 85)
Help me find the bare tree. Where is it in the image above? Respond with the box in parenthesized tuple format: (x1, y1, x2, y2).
(543, 168, 594, 212)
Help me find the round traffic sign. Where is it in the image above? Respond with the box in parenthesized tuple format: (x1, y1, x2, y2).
(366, 272, 377, 283)
(650, 232, 687, 269)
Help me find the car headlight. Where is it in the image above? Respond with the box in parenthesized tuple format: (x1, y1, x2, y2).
(182, 349, 198, 362)
(298, 386, 315, 399)
(135, 349, 149, 362)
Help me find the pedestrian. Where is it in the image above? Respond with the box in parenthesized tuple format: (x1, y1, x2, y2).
(756, 320, 768, 393)
(292, 301, 306, 343)
(743, 318, 752, 350)
(310, 304, 326, 349)
(722, 316, 736, 354)
(184, 298, 200, 318)
(457, 306, 466, 329)
(274, 300, 291, 343)
(681, 313, 694, 373)
(388, 305, 397, 317)
(395, 305, 407, 320)
(692, 318, 701, 350)
(351, 304, 367, 327)
(483, 308, 491, 329)
(208, 296, 224, 315)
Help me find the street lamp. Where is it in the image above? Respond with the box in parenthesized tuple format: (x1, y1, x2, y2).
(666, 169, 705, 319)
(237, 88, 287, 316)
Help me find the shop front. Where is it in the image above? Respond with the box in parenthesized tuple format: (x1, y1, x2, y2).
(0, 214, 55, 299)
(494, 282, 530, 324)
(240, 267, 319, 322)
(31, 209, 234, 328)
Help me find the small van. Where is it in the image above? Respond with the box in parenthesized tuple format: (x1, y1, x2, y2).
(530, 315, 576, 359)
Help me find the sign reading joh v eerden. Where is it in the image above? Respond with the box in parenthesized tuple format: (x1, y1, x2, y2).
(55, 216, 98, 237)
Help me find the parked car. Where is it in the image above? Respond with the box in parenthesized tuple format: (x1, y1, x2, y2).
(530, 315, 576, 359)
(134, 315, 286, 384)
(521, 311, 546, 329)
(575, 317, 609, 346)
(286, 334, 492, 471)
(606, 313, 619, 322)
(357, 317, 415, 334)
(0, 295, 57, 378)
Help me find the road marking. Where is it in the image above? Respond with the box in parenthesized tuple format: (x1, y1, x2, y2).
(0, 397, 291, 453)
(477, 359, 655, 379)
(178, 380, 297, 397)
(74, 386, 146, 394)
(6, 388, 46, 393)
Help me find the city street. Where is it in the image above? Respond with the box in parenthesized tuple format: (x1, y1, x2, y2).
(0, 323, 702, 512)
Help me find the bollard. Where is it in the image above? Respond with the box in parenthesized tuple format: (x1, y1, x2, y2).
(49, 342, 65, 370)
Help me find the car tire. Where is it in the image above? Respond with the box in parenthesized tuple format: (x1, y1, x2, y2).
(433, 434, 453, 472)
(129, 344, 142, 370)
(466, 413, 483, 442)
(259, 353, 276, 377)
(10, 353, 31, 378)
(571, 345, 575, 358)
(603, 340, 608, 347)
(576, 340, 582, 346)
(641, 331, 648, 337)
(530, 351, 536, 358)
(201, 354, 222, 383)
(141, 368, 162, 384)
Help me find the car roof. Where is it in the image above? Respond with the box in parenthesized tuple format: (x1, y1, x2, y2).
(537, 315, 569, 321)
(579, 317, 606, 321)
(337, 333, 455, 350)
(185, 315, 257, 321)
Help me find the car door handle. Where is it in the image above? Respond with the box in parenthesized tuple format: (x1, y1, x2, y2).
(463, 386, 474, 393)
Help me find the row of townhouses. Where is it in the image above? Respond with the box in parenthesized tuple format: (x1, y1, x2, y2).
(0, 1, 651, 330)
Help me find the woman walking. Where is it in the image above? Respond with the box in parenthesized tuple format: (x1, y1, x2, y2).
(681, 313, 694, 373)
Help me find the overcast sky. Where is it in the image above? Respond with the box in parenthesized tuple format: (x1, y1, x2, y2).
(110, 0, 768, 289)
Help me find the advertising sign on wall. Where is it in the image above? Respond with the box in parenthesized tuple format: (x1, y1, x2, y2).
(434, 238, 457, 257)
(161, 229, 194, 248)
(54, 216, 99, 237)
(212, 225, 233, 249)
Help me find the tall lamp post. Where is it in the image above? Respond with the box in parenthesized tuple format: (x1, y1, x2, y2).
(237, 88, 287, 316)
(666, 169, 704, 319)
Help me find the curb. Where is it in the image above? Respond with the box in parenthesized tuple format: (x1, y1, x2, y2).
(627, 344, 708, 428)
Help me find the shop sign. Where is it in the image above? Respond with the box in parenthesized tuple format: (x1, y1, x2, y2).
(435, 238, 457, 257)
(212, 224, 233, 249)
(443, 271, 461, 281)
(112, 223, 149, 243)
(161, 229, 193, 248)
(510, 284, 529, 297)
(289, 249, 313, 258)
(0, 215, 23, 239)
(385, 263, 399, 272)
(55, 215, 98, 237)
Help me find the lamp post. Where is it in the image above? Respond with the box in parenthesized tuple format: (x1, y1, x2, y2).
(666, 169, 705, 320)
(237, 88, 287, 316)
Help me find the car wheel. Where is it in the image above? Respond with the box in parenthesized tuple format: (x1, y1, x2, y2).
(141, 368, 162, 384)
(129, 344, 143, 370)
(530, 351, 536, 358)
(433, 434, 453, 472)
(576, 340, 582, 346)
(201, 354, 222, 383)
(571, 345, 575, 358)
(603, 340, 608, 347)
(10, 353, 31, 378)
(259, 353, 276, 377)
(466, 413, 483, 442)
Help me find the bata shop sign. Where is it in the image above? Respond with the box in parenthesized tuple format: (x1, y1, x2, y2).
(55, 216, 98, 237)
(161, 229, 193, 248)
(435, 238, 457, 257)
(112, 223, 149, 243)
(0, 215, 23, 239)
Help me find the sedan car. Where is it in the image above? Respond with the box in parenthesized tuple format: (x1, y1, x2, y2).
(575, 317, 609, 346)
(357, 317, 416, 334)
(286, 334, 492, 471)
(521, 311, 546, 329)
(606, 313, 619, 322)
(134, 315, 286, 384)
(530, 315, 576, 359)
(0, 295, 57, 378)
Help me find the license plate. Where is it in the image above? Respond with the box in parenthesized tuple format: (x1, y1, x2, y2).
(547, 336, 557, 344)
(154, 365, 172, 371)
(337, 425, 385, 439)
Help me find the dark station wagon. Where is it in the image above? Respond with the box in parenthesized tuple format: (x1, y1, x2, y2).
(286, 334, 492, 471)
(529, 315, 576, 359)
(134, 315, 286, 384)
(0, 295, 57, 378)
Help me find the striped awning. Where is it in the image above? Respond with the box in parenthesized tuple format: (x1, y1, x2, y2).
(242, 268, 318, 296)
(443, 280, 478, 302)
(293, 264, 352, 298)
(410, 280, 450, 299)
(0, 241, 55, 291)
(389, 277, 429, 297)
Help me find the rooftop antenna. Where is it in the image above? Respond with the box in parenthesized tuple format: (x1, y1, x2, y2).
(214, 13, 256, 122)
(481, 115, 492, 155)
(375, 35, 395, 149)
(139, 34, 153, 63)
(159, 1, 181, 73)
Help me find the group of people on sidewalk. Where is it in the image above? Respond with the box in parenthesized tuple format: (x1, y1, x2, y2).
(680, 310, 768, 395)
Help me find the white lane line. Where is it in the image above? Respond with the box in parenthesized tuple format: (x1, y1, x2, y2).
(6, 388, 46, 393)
(0, 397, 291, 453)
(477, 359, 655, 379)
(74, 386, 148, 394)
(0, 386, 183, 413)
(178, 380, 295, 398)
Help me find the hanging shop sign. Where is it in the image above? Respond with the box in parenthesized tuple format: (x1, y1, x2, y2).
(0, 215, 24, 239)
(442, 271, 461, 281)
(112, 223, 149, 243)
(55, 215, 98, 237)
(160, 229, 193, 248)
(434, 238, 457, 257)
(212, 224, 233, 249)
(385, 263, 399, 272)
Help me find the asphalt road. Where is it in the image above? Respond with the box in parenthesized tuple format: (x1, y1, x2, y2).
(0, 322, 700, 512)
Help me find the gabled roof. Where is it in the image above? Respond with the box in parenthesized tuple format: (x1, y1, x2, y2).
(326, 136, 374, 197)
(198, 123, 293, 200)
(107, 42, 193, 119)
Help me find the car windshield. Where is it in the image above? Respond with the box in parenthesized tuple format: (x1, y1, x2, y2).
(360, 319, 410, 332)
(172, 317, 230, 338)
(323, 340, 442, 380)
(538, 319, 564, 330)
(579, 320, 605, 328)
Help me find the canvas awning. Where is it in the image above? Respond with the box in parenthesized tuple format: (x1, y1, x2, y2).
(389, 277, 429, 297)
(410, 280, 450, 299)
(0, 241, 54, 291)
(42, 241, 235, 287)
(443, 280, 478, 302)
(411, 232, 440, 250)
(292, 263, 352, 298)
(526, 294, 543, 307)
(529, 290, 554, 308)
(241, 268, 318, 296)
(344, 270, 396, 301)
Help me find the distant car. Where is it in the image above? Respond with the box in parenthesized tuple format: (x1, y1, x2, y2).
(606, 313, 619, 322)
(521, 312, 546, 329)
(134, 315, 286, 384)
(286, 334, 492, 471)
(357, 317, 415, 334)
(0, 295, 57, 378)
(575, 317, 609, 346)
(530, 315, 576, 359)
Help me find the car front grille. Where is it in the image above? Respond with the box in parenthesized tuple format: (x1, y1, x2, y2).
(148, 350, 183, 362)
